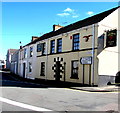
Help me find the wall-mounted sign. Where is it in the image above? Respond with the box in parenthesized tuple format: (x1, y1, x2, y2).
(106, 29, 117, 47)
(80, 56, 92, 64)
(83, 35, 93, 42)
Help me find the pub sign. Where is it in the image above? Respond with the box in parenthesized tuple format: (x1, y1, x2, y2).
(106, 29, 117, 47)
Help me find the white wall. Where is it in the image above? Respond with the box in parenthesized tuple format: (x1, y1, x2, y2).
(98, 8, 119, 76)
(28, 44, 37, 79)
(118, 7, 120, 72)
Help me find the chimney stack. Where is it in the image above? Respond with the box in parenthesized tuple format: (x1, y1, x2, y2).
(20, 46, 22, 49)
(53, 24, 63, 31)
(31, 36, 39, 42)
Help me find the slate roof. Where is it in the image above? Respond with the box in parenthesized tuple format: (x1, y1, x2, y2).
(25, 6, 119, 47)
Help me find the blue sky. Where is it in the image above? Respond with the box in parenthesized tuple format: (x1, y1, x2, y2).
(1, 2, 118, 60)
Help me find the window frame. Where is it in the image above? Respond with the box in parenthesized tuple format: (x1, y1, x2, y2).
(57, 38, 62, 53)
(37, 43, 42, 52)
(40, 62, 45, 76)
(50, 40, 55, 54)
(72, 33, 80, 51)
(30, 47, 33, 57)
(42, 43, 46, 55)
(29, 62, 32, 73)
(24, 48, 27, 58)
(70, 60, 79, 79)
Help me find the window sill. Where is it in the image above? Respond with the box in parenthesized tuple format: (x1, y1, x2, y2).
(40, 75, 45, 76)
(72, 49, 79, 52)
(41, 54, 46, 56)
(49, 53, 55, 55)
(56, 52, 62, 54)
(70, 77, 79, 79)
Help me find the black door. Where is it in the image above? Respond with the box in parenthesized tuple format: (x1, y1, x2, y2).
(55, 61, 61, 81)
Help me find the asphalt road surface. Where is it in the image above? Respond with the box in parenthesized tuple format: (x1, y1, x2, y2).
(0, 71, 119, 112)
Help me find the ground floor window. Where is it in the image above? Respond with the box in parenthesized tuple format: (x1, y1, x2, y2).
(71, 60, 79, 79)
(29, 62, 32, 72)
(40, 62, 45, 76)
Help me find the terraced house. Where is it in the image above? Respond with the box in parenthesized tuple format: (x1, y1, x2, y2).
(10, 6, 120, 86)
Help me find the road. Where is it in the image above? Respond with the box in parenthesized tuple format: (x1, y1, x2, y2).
(0, 71, 119, 112)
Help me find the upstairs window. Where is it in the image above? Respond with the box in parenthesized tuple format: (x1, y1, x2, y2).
(37, 44, 42, 52)
(50, 40, 55, 54)
(57, 38, 62, 53)
(42, 43, 46, 55)
(30, 47, 33, 57)
(24, 48, 27, 58)
(73, 33, 80, 51)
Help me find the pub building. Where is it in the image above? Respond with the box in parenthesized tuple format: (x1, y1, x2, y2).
(15, 6, 120, 86)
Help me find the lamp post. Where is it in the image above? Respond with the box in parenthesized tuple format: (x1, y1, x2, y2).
(19, 41, 22, 76)
(19, 41, 22, 49)
(91, 24, 95, 86)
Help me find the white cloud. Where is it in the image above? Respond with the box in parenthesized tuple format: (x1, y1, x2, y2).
(57, 12, 70, 17)
(72, 15, 79, 18)
(57, 8, 79, 18)
(87, 11, 94, 16)
(64, 8, 74, 12)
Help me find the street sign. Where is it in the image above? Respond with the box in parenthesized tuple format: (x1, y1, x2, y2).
(80, 56, 92, 64)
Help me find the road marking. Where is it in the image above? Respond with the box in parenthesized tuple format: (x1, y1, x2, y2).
(0, 97, 52, 111)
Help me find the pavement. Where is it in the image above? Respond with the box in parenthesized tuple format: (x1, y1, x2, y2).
(70, 85, 119, 92)
(1, 70, 119, 92)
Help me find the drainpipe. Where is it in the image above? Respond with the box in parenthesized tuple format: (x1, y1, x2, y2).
(91, 24, 95, 86)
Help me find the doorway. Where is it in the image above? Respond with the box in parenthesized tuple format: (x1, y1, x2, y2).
(52, 57, 64, 81)
(83, 64, 91, 85)
(55, 61, 61, 81)
(23, 63, 26, 78)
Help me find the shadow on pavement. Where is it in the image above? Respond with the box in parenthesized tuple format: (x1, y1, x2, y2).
(0, 71, 91, 89)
